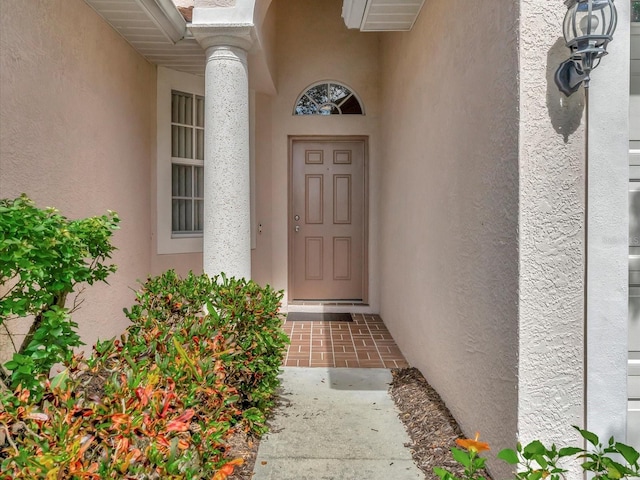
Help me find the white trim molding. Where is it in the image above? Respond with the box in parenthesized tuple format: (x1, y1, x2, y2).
(341, 0, 426, 32)
(342, 0, 367, 29)
(156, 66, 205, 254)
(134, 0, 187, 43)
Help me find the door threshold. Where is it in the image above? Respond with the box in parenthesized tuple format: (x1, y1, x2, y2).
(286, 312, 353, 322)
(286, 303, 374, 315)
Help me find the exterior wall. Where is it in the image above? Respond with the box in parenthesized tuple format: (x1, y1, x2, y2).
(518, 0, 584, 466)
(263, 0, 381, 310)
(0, 0, 156, 352)
(252, 92, 274, 286)
(585, 1, 629, 442)
(151, 252, 202, 277)
(378, 1, 519, 475)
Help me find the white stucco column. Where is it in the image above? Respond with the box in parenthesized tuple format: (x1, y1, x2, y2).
(192, 27, 253, 279)
(586, 0, 630, 441)
(518, 1, 586, 469)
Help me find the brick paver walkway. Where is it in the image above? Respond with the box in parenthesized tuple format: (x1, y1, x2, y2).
(282, 313, 409, 368)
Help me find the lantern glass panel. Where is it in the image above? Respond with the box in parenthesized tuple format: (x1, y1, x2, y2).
(563, 0, 617, 48)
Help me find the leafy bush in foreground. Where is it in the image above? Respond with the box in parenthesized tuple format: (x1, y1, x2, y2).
(0, 271, 288, 479)
(124, 271, 289, 422)
(0, 194, 118, 397)
(435, 428, 639, 480)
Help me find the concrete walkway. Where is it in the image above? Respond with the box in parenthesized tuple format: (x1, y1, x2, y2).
(252, 367, 424, 480)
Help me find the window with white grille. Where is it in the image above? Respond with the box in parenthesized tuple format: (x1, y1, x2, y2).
(156, 67, 204, 254)
(171, 90, 204, 235)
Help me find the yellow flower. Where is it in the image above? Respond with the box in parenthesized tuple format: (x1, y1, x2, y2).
(456, 432, 490, 453)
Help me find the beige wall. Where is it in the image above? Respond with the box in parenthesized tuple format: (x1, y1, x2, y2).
(378, 1, 519, 474)
(256, 0, 381, 308)
(0, 0, 157, 353)
(252, 92, 274, 286)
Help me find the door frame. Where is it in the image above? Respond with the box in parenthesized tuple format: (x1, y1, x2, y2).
(287, 135, 369, 304)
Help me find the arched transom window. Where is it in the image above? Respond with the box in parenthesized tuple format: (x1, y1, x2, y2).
(294, 82, 364, 115)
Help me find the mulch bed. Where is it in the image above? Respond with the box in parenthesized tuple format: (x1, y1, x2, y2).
(226, 429, 260, 480)
(389, 367, 469, 480)
(228, 367, 471, 479)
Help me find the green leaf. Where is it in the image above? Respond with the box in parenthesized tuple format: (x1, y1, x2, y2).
(524, 440, 547, 457)
(451, 447, 472, 468)
(3, 360, 18, 370)
(574, 427, 599, 447)
(29, 349, 49, 360)
(533, 455, 549, 469)
(50, 369, 69, 390)
(433, 467, 455, 480)
(498, 449, 520, 465)
(615, 442, 640, 467)
(606, 464, 623, 479)
(527, 471, 543, 480)
(558, 447, 583, 458)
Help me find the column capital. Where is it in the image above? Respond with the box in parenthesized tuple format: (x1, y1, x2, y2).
(190, 24, 255, 52)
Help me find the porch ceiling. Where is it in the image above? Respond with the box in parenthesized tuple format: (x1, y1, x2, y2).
(342, 0, 426, 31)
(84, 0, 205, 76)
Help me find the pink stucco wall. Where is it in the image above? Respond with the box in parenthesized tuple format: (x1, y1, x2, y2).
(251, 92, 274, 286)
(0, 0, 157, 352)
(378, 1, 519, 474)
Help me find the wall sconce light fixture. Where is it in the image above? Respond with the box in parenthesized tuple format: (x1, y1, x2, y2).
(555, 0, 618, 96)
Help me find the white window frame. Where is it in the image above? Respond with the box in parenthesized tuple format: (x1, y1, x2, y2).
(157, 67, 205, 254)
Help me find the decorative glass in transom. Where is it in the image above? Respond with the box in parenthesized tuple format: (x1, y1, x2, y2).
(294, 82, 364, 115)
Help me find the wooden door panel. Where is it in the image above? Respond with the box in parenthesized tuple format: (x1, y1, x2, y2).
(305, 237, 323, 280)
(334, 175, 352, 224)
(306, 175, 324, 224)
(291, 139, 365, 301)
(333, 237, 352, 280)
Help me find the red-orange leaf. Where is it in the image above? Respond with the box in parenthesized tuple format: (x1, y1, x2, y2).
(212, 458, 244, 480)
(456, 432, 490, 453)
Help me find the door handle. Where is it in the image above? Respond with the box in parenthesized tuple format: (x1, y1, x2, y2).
(295, 225, 300, 232)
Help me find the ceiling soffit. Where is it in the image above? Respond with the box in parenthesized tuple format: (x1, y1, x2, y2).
(342, 0, 426, 32)
(84, 0, 205, 75)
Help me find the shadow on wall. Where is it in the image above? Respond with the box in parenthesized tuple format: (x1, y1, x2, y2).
(546, 37, 585, 143)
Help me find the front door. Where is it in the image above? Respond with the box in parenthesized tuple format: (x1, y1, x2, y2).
(289, 138, 367, 301)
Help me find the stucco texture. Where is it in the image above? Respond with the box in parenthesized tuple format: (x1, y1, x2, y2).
(517, 0, 586, 459)
(0, 0, 156, 352)
(378, 1, 519, 476)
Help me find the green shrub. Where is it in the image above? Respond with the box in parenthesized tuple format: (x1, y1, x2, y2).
(0, 270, 288, 479)
(0, 195, 119, 396)
(124, 271, 289, 427)
(0, 359, 241, 478)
